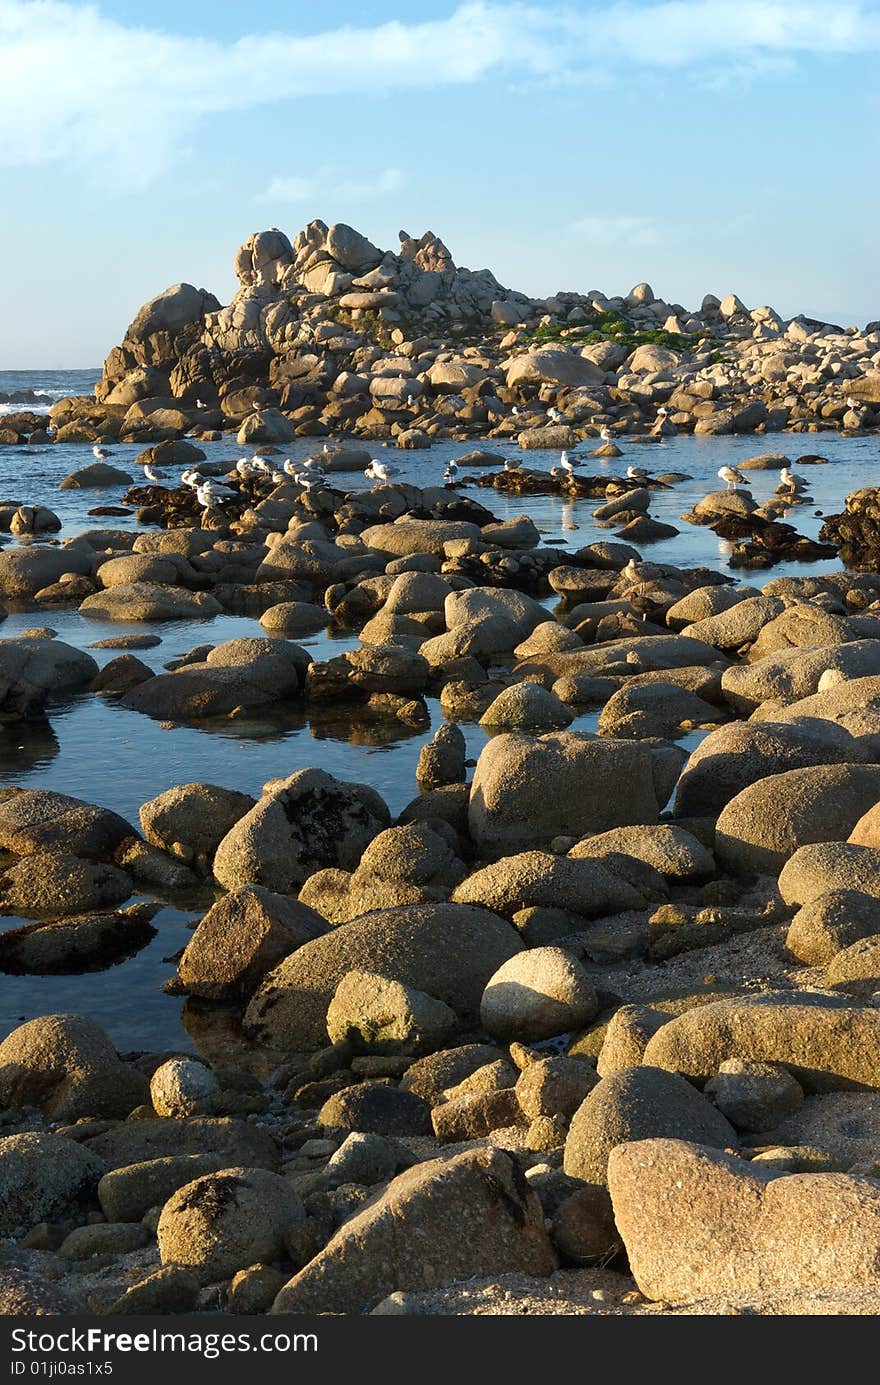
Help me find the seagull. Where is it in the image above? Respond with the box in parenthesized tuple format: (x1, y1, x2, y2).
(503, 458, 519, 472)
(92, 444, 111, 461)
(251, 454, 271, 473)
(547, 406, 562, 422)
(142, 463, 166, 484)
(551, 454, 574, 478)
(847, 395, 858, 410)
(445, 460, 459, 480)
(282, 459, 300, 479)
(718, 465, 746, 491)
(237, 458, 259, 479)
(364, 459, 400, 484)
(407, 393, 416, 407)
(196, 480, 235, 508)
(512, 406, 520, 416)
(271, 470, 285, 485)
(195, 398, 206, 410)
(626, 466, 649, 481)
(297, 474, 323, 492)
(181, 469, 203, 489)
(599, 426, 612, 443)
(780, 466, 806, 495)
(657, 406, 670, 418)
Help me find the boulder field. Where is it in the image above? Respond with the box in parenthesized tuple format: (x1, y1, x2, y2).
(2, 219, 880, 1318)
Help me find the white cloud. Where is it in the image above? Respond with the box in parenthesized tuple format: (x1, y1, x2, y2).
(570, 215, 660, 248)
(0, 1, 877, 184)
(257, 168, 403, 205)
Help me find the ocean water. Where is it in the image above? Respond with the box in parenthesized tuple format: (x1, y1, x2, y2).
(0, 368, 874, 1053)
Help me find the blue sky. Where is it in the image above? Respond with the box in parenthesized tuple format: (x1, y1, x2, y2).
(0, 0, 877, 367)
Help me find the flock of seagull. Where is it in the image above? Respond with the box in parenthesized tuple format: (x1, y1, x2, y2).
(88, 426, 808, 515)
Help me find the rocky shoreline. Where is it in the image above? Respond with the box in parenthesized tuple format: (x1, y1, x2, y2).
(1, 220, 879, 452)
(3, 223, 880, 1318)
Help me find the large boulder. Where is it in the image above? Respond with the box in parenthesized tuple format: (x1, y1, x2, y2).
(673, 719, 867, 818)
(0, 543, 94, 599)
(272, 1148, 556, 1314)
(452, 851, 650, 918)
(212, 768, 390, 892)
(82, 1117, 279, 1171)
(0, 1015, 148, 1119)
(157, 1168, 305, 1284)
(644, 992, 880, 1091)
(682, 596, 785, 651)
(0, 639, 98, 719)
(139, 782, 256, 868)
(0, 1131, 106, 1236)
(506, 350, 605, 390)
(721, 640, 880, 713)
(563, 1066, 736, 1184)
(59, 461, 133, 489)
(243, 902, 522, 1050)
(609, 1138, 880, 1304)
(124, 282, 218, 343)
(468, 732, 663, 855)
(326, 971, 459, 1056)
(778, 842, 880, 909)
(714, 763, 880, 876)
(0, 850, 132, 915)
(120, 638, 305, 720)
(177, 885, 328, 1000)
(480, 947, 598, 1041)
(0, 788, 135, 858)
(80, 583, 222, 623)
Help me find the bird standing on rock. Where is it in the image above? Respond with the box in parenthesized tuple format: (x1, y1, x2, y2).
(718, 465, 747, 491)
(181, 469, 202, 489)
(599, 426, 613, 443)
(626, 465, 649, 481)
(196, 480, 235, 508)
(551, 452, 574, 478)
(780, 466, 806, 495)
(364, 459, 400, 484)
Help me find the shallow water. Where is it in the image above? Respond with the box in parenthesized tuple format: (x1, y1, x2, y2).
(0, 369, 874, 1050)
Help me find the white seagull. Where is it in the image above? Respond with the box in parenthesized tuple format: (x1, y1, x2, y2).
(547, 406, 562, 422)
(195, 398, 206, 410)
(92, 444, 111, 461)
(718, 465, 746, 491)
(364, 459, 400, 484)
(599, 426, 613, 443)
(237, 458, 259, 479)
(552, 453, 574, 478)
(181, 469, 203, 489)
(142, 463, 166, 484)
(780, 466, 806, 495)
(196, 480, 236, 508)
(626, 466, 649, 481)
(445, 460, 459, 481)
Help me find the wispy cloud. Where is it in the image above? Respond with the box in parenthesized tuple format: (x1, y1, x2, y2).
(1, 1, 878, 184)
(570, 215, 661, 248)
(257, 168, 403, 205)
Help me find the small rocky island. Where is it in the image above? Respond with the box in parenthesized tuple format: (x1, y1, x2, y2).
(3, 219, 878, 452)
(1, 222, 880, 1319)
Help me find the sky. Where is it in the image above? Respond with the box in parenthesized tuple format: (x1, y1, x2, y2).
(0, 0, 877, 368)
